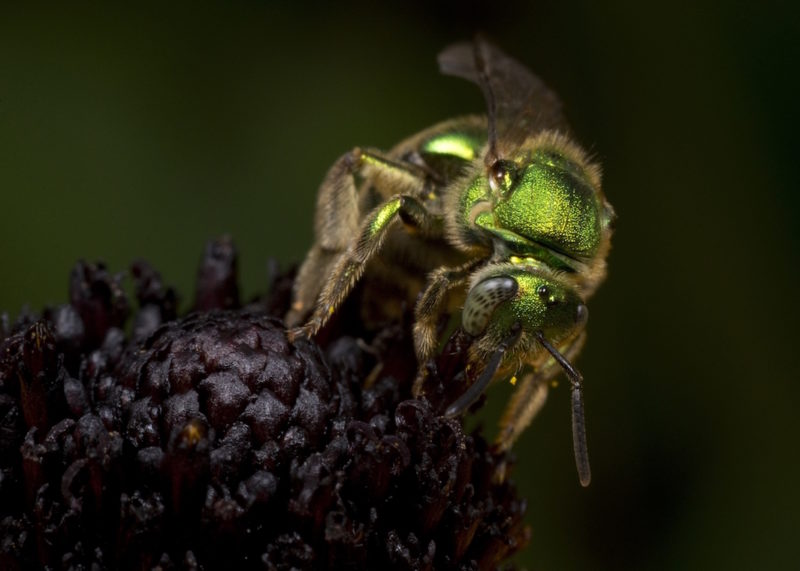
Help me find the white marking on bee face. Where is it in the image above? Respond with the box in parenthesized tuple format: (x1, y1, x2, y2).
(463, 276, 518, 336)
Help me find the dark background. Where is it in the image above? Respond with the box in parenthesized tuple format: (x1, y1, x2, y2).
(1, 1, 798, 569)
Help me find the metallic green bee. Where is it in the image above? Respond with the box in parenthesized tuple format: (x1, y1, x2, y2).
(286, 40, 614, 486)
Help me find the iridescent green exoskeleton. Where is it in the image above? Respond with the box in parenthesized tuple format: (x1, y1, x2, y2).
(286, 39, 614, 487)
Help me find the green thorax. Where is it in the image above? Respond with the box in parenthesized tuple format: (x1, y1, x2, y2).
(468, 149, 605, 267)
(497, 149, 602, 258)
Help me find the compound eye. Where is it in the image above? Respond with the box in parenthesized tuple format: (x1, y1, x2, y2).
(463, 276, 518, 336)
(488, 160, 516, 194)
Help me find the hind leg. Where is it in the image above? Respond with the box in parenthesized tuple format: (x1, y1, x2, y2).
(294, 193, 442, 339)
(286, 147, 434, 329)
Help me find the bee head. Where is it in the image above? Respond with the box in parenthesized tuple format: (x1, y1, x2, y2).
(462, 264, 587, 363)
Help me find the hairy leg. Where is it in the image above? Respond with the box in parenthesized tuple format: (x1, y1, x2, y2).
(293, 194, 442, 339)
(412, 259, 484, 366)
(287, 147, 435, 329)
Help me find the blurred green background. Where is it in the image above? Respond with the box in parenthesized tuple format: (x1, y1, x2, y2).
(2, 1, 798, 569)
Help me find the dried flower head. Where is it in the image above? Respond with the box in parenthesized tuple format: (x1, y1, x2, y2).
(0, 239, 528, 569)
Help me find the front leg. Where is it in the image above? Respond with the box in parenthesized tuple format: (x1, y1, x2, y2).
(494, 331, 586, 453)
(293, 193, 442, 339)
(411, 259, 485, 395)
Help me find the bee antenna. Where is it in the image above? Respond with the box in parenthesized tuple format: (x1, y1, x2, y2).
(535, 331, 592, 487)
(445, 323, 522, 417)
(472, 36, 499, 165)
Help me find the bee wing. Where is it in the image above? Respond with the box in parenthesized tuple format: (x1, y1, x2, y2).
(438, 39, 567, 163)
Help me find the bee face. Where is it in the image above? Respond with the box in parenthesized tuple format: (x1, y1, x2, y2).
(463, 265, 587, 361)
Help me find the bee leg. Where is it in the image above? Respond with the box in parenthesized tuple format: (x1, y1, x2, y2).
(495, 331, 586, 453)
(286, 148, 433, 329)
(495, 372, 549, 453)
(286, 246, 336, 328)
(488, 369, 550, 483)
(411, 260, 484, 389)
(295, 194, 442, 339)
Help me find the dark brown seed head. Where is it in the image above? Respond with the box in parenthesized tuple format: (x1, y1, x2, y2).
(0, 239, 529, 569)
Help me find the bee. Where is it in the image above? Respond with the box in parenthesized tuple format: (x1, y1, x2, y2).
(286, 39, 614, 487)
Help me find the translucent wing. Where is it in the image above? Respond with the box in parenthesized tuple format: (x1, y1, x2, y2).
(438, 39, 568, 164)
